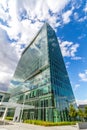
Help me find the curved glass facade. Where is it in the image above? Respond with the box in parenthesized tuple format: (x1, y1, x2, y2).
(8, 23, 76, 122)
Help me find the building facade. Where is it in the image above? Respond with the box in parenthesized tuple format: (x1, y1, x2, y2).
(78, 104, 87, 111)
(8, 23, 76, 122)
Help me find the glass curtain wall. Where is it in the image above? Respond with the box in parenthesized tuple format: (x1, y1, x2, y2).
(47, 24, 76, 121)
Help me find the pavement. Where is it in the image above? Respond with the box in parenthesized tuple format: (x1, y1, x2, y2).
(0, 122, 79, 130)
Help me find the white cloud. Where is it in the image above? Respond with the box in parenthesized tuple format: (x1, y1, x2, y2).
(47, 0, 69, 13)
(0, 5, 8, 21)
(60, 41, 73, 57)
(0, 28, 19, 91)
(69, 44, 79, 57)
(0, 0, 8, 11)
(79, 70, 87, 82)
(74, 12, 79, 21)
(65, 62, 70, 68)
(78, 16, 87, 22)
(74, 84, 80, 91)
(60, 41, 80, 59)
(71, 56, 82, 60)
(76, 99, 87, 106)
(77, 3, 87, 22)
(0, 0, 72, 45)
(0, 0, 71, 43)
(62, 9, 73, 24)
(83, 3, 87, 12)
(78, 34, 86, 39)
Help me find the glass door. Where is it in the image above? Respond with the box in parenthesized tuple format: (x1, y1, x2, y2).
(30, 112, 34, 120)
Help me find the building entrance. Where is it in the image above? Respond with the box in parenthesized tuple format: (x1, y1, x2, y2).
(30, 112, 34, 120)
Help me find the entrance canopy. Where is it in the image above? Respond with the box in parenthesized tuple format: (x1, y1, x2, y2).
(0, 102, 34, 109)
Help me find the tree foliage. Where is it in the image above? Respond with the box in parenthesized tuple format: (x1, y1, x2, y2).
(69, 105, 87, 121)
(69, 105, 77, 121)
(84, 106, 87, 121)
(78, 108, 84, 121)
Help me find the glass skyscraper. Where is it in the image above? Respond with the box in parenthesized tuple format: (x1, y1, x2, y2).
(8, 23, 76, 122)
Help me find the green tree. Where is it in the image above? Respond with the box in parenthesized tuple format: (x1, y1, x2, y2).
(78, 108, 84, 121)
(69, 104, 77, 121)
(84, 106, 87, 121)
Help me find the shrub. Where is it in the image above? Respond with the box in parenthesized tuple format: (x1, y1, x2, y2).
(24, 120, 76, 126)
(5, 117, 13, 121)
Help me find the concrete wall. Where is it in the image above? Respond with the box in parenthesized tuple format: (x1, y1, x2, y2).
(77, 122, 87, 129)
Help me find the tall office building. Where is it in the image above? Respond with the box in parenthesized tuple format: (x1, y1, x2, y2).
(8, 23, 76, 122)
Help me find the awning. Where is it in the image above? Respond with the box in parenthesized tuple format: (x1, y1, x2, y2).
(0, 102, 34, 109)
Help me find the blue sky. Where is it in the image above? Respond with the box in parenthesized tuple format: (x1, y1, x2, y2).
(0, 0, 87, 105)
